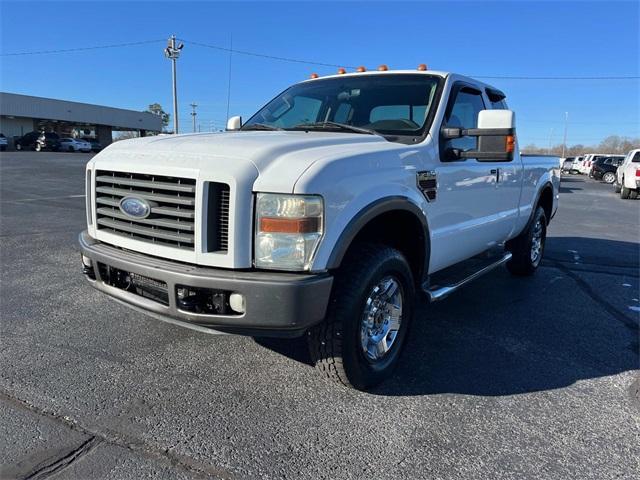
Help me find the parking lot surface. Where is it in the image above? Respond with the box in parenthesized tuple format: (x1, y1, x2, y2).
(1, 152, 638, 479)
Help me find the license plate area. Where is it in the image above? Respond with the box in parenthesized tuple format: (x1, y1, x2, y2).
(97, 263, 169, 306)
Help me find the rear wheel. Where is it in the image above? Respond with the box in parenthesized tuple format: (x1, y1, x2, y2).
(621, 185, 631, 199)
(15, 143, 22, 151)
(630, 190, 639, 200)
(308, 243, 414, 390)
(35, 143, 42, 152)
(506, 206, 547, 276)
(614, 180, 621, 193)
(602, 172, 616, 184)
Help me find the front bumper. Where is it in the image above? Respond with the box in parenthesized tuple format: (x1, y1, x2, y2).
(79, 231, 333, 337)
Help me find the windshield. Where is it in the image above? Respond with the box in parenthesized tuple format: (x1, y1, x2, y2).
(243, 74, 441, 140)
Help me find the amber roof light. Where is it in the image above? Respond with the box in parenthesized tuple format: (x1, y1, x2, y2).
(356, 66, 366, 72)
(337, 67, 346, 74)
(377, 64, 389, 71)
(310, 73, 319, 79)
(417, 64, 428, 71)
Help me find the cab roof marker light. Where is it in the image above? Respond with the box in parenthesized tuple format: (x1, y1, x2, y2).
(310, 72, 319, 79)
(337, 68, 346, 74)
(378, 64, 389, 71)
(356, 66, 366, 72)
(417, 64, 428, 71)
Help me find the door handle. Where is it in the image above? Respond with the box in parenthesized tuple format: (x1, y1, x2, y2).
(490, 168, 500, 182)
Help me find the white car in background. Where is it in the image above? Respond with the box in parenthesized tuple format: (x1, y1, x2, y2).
(60, 137, 92, 152)
(615, 149, 640, 199)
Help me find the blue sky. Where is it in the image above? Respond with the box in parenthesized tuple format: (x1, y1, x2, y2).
(1, 1, 638, 146)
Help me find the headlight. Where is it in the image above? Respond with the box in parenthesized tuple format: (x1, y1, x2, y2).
(255, 193, 323, 271)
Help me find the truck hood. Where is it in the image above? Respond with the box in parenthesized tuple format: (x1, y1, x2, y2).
(94, 131, 391, 192)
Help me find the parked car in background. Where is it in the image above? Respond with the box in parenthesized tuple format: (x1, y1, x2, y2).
(571, 155, 585, 173)
(82, 138, 103, 152)
(14, 131, 61, 152)
(588, 154, 624, 178)
(615, 149, 640, 199)
(59, 137, 92, 152)
(590, 156, 625, 183)
(0, 133, 7, 151)
(561, 157, 575, 174)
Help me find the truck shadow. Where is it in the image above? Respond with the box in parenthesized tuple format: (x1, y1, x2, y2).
(257, 237, 639, 397)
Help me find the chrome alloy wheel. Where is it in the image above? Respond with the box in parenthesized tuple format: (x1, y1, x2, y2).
(530, 218, 544, 266)
(360, 276, 403, 362)
(603, 172, 615, 184)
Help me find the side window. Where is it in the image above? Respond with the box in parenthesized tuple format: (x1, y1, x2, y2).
(632, 152, 640, 163)
(486, 89, 508, 109)
(603, 158, 612, 165)
(445, 87, 486, 153)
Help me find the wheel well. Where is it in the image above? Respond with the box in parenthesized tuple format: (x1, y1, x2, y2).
(538, 185, 553, 224)
(342, 210, 427, 283)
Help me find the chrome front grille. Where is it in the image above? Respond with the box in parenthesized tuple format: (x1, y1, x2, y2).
(95, 170, 197, 250)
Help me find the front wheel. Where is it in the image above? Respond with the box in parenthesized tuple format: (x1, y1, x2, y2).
(602, 172, 616, 184)
(35, 143, 42, 152)
(308, 244, 415, 390)
(506, 206, 547, 276)
(15, 143, 22, 151)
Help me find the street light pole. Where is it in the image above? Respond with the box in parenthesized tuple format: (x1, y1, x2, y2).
(190, 102, 198, 133)
(164, 35, 183, 134)
(562, 111, 569, 158)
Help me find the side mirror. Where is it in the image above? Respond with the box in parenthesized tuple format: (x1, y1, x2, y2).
(442, 109, 516, 162)
(226, 116, 242, 131)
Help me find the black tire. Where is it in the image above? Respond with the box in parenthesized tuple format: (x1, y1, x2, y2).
(614, 181, 621, 193)
(35, 143, 42, 152)
(15, 143, 22, 151)
(506, 206, 547, 276)
(602, 172, 616, 184)
(621, 185, 631, 199)
(308, 243, 415, 390)
(630, 190, 639, 200)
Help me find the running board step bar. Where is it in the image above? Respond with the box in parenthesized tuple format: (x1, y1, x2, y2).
(424, 252, 512, 302)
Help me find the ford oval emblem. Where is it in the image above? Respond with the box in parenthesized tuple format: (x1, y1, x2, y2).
(119, 196, 151, 219)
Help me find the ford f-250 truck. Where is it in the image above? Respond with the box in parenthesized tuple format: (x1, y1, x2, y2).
(79, 67, 559, 389)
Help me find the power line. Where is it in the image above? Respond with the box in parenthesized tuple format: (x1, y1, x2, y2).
(3, 36, 639, 81)
(473, 75, 639, 80)
(180, 38, 356, 69)
(1, 39, 165, 56)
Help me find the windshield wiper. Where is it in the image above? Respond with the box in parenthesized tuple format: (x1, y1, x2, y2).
(291, 121, 383, 137)
(241, 123, 284, 131)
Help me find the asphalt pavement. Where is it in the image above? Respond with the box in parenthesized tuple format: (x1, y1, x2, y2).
(1, 152, 638, 479)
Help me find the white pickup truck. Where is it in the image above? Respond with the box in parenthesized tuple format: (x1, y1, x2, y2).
(614, 149, 640, 199)
(80, 68, 559, 389)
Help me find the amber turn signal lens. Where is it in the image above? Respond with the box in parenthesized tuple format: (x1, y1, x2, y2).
(337, 67, 346, 74)
(417, 64, 428, 71)
(506, 135, 515, 153)
(377, 64, 389, 71)
(259, 217, 321, 234)
(310, 73, 319, 79)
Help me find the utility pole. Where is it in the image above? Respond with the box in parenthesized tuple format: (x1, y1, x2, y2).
(226, 33, 233, 120)
(548, 128, 555, 154)
(562, 112, 569, 158)
(164, 35, 183, 134)
(190, 102, 198, 133)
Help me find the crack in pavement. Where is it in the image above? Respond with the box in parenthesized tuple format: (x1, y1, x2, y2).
(0, 391, 234, 480)
(23, 437, 101, 480)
